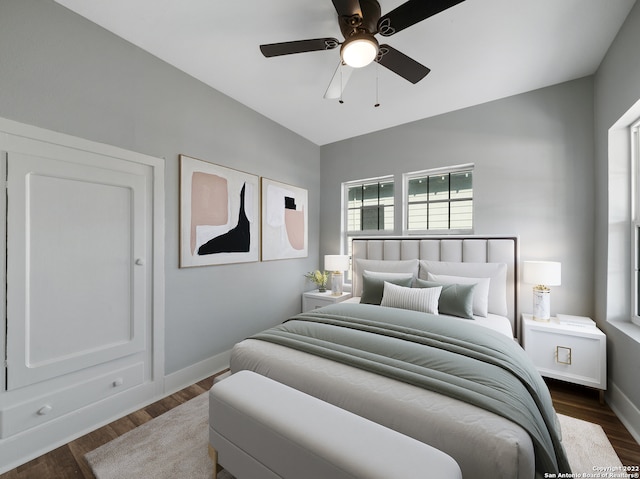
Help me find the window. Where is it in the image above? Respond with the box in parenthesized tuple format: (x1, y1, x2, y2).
(632, 119, 640, 326)
(342, 177, 394, 280)
(404, 165, 473, 232)
(345, 177, 394, 234)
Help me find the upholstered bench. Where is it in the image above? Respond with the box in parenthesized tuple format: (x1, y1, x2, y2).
(208, 370, 462, 479)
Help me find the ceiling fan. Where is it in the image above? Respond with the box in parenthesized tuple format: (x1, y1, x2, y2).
(259, 0, 466, 99)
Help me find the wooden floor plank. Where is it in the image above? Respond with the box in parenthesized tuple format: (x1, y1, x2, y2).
(13, 461, 50, 479)
(68, 439, 98, 479)
(142, 397, 177, 418)
(124, 409, 155, 428)
(1, 373, 638, 478)
(44, 446, 85, 479)
(106, 415, 140, 437)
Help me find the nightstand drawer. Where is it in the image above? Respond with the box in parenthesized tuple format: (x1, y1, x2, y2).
(524, 327, 606, 390)
(305, 297, 333, 310)
(302, 291, 352, 312)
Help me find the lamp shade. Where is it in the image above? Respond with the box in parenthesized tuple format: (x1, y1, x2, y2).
(325, 255, 350, 272)
(340, 34, 379, 68)
(523, 261, 561, 286)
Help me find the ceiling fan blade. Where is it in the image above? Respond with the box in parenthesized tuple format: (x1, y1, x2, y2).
(376, 45, 430, 84)
(331, 0, 362, 18)
(377, 0, 465, 37)
(260, 38, 340, 57)
(324, 62, 354, 99)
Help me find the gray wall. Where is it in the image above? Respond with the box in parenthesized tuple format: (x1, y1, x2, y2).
(320, 77, 596, 321)
(0, 0, 321, 375)
(594, 1, 640, 426)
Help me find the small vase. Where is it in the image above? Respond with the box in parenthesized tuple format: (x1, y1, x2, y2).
(318, 286, 327, 293)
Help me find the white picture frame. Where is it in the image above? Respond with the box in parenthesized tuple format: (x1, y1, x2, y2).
(261, 177, 308, 261)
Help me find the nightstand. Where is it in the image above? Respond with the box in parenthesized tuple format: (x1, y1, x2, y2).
(521, 313, 606, 402)
(302, 290, 352, 312)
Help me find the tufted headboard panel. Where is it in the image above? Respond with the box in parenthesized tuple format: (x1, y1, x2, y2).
(351, 236, 519, 334)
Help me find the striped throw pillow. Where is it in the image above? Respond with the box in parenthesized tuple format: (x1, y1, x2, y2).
(380, 281, 442, 314)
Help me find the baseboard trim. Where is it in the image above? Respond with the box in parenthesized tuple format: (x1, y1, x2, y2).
(163, 350, 231, 396)
(608, 381, 640, 444)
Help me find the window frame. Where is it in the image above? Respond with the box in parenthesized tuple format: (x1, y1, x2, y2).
(341, 175, 395, 280)
(402, 164, 474, 235)
(631, 119, 640, 326)
(342, 175, 395, 239)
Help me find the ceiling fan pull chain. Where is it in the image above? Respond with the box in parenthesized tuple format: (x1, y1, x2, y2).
(375, 62, 380, 107)
(339, 63, 345, 104)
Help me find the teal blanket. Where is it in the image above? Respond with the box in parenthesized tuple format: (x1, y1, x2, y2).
(251, 302, 571, 476)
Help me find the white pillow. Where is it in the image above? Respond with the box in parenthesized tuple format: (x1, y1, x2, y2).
(353, 259, 419, 297)
(420, 260, 507, 316)
(427, 273, 491, 317)
(363, 270, 415, 280)
(380, 281, 442, 314)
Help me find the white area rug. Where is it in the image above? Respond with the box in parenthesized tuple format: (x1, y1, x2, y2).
(85, 392, 623, 479)
(85, 393, 229, 479)
(558, 413, 624, 474)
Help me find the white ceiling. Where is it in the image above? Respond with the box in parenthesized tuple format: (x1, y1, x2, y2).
(54, 0, 636, 146)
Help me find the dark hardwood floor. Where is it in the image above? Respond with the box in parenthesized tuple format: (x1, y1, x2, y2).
(547, 378, 640, 467)
(1, 375, 639, 478)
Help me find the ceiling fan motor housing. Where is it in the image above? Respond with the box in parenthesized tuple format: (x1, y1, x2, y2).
(338, 0, 382, 38)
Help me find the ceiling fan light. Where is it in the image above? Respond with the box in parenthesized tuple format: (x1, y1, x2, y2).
(341, 35, 379, 68)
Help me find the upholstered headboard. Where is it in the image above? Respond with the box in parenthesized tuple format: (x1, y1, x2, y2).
(351, 236, 519, 335)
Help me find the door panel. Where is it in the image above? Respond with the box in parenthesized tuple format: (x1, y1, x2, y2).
(6, 152, 147, 390)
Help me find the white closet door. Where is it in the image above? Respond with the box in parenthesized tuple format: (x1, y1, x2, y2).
(6, 151, 148, 390)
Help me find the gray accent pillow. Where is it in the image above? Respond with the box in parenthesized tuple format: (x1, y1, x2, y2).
(418, 260, 507, 316)
(414, 278, 476, 319)
(353, 259, 419, 297)
(360, 272, 413, 305)
(427, 273, 490, 317)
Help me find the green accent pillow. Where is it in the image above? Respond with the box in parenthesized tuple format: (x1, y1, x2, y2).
(360, 273, 413, 305)
(414, 278, 476, 319)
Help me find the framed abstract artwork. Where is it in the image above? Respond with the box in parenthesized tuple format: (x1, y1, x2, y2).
(261, 178, 308, 261)
(180, 155, 260, 267)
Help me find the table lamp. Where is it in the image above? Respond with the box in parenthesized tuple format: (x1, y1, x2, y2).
(324, 255, 350, 296)
(523, 261, 561, 321)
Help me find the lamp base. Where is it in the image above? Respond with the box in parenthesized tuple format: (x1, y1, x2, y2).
(532, 289, 551, 321)
(331, 272, 343, 296)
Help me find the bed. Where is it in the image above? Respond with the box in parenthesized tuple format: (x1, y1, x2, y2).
(228, 236, 570, 479)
